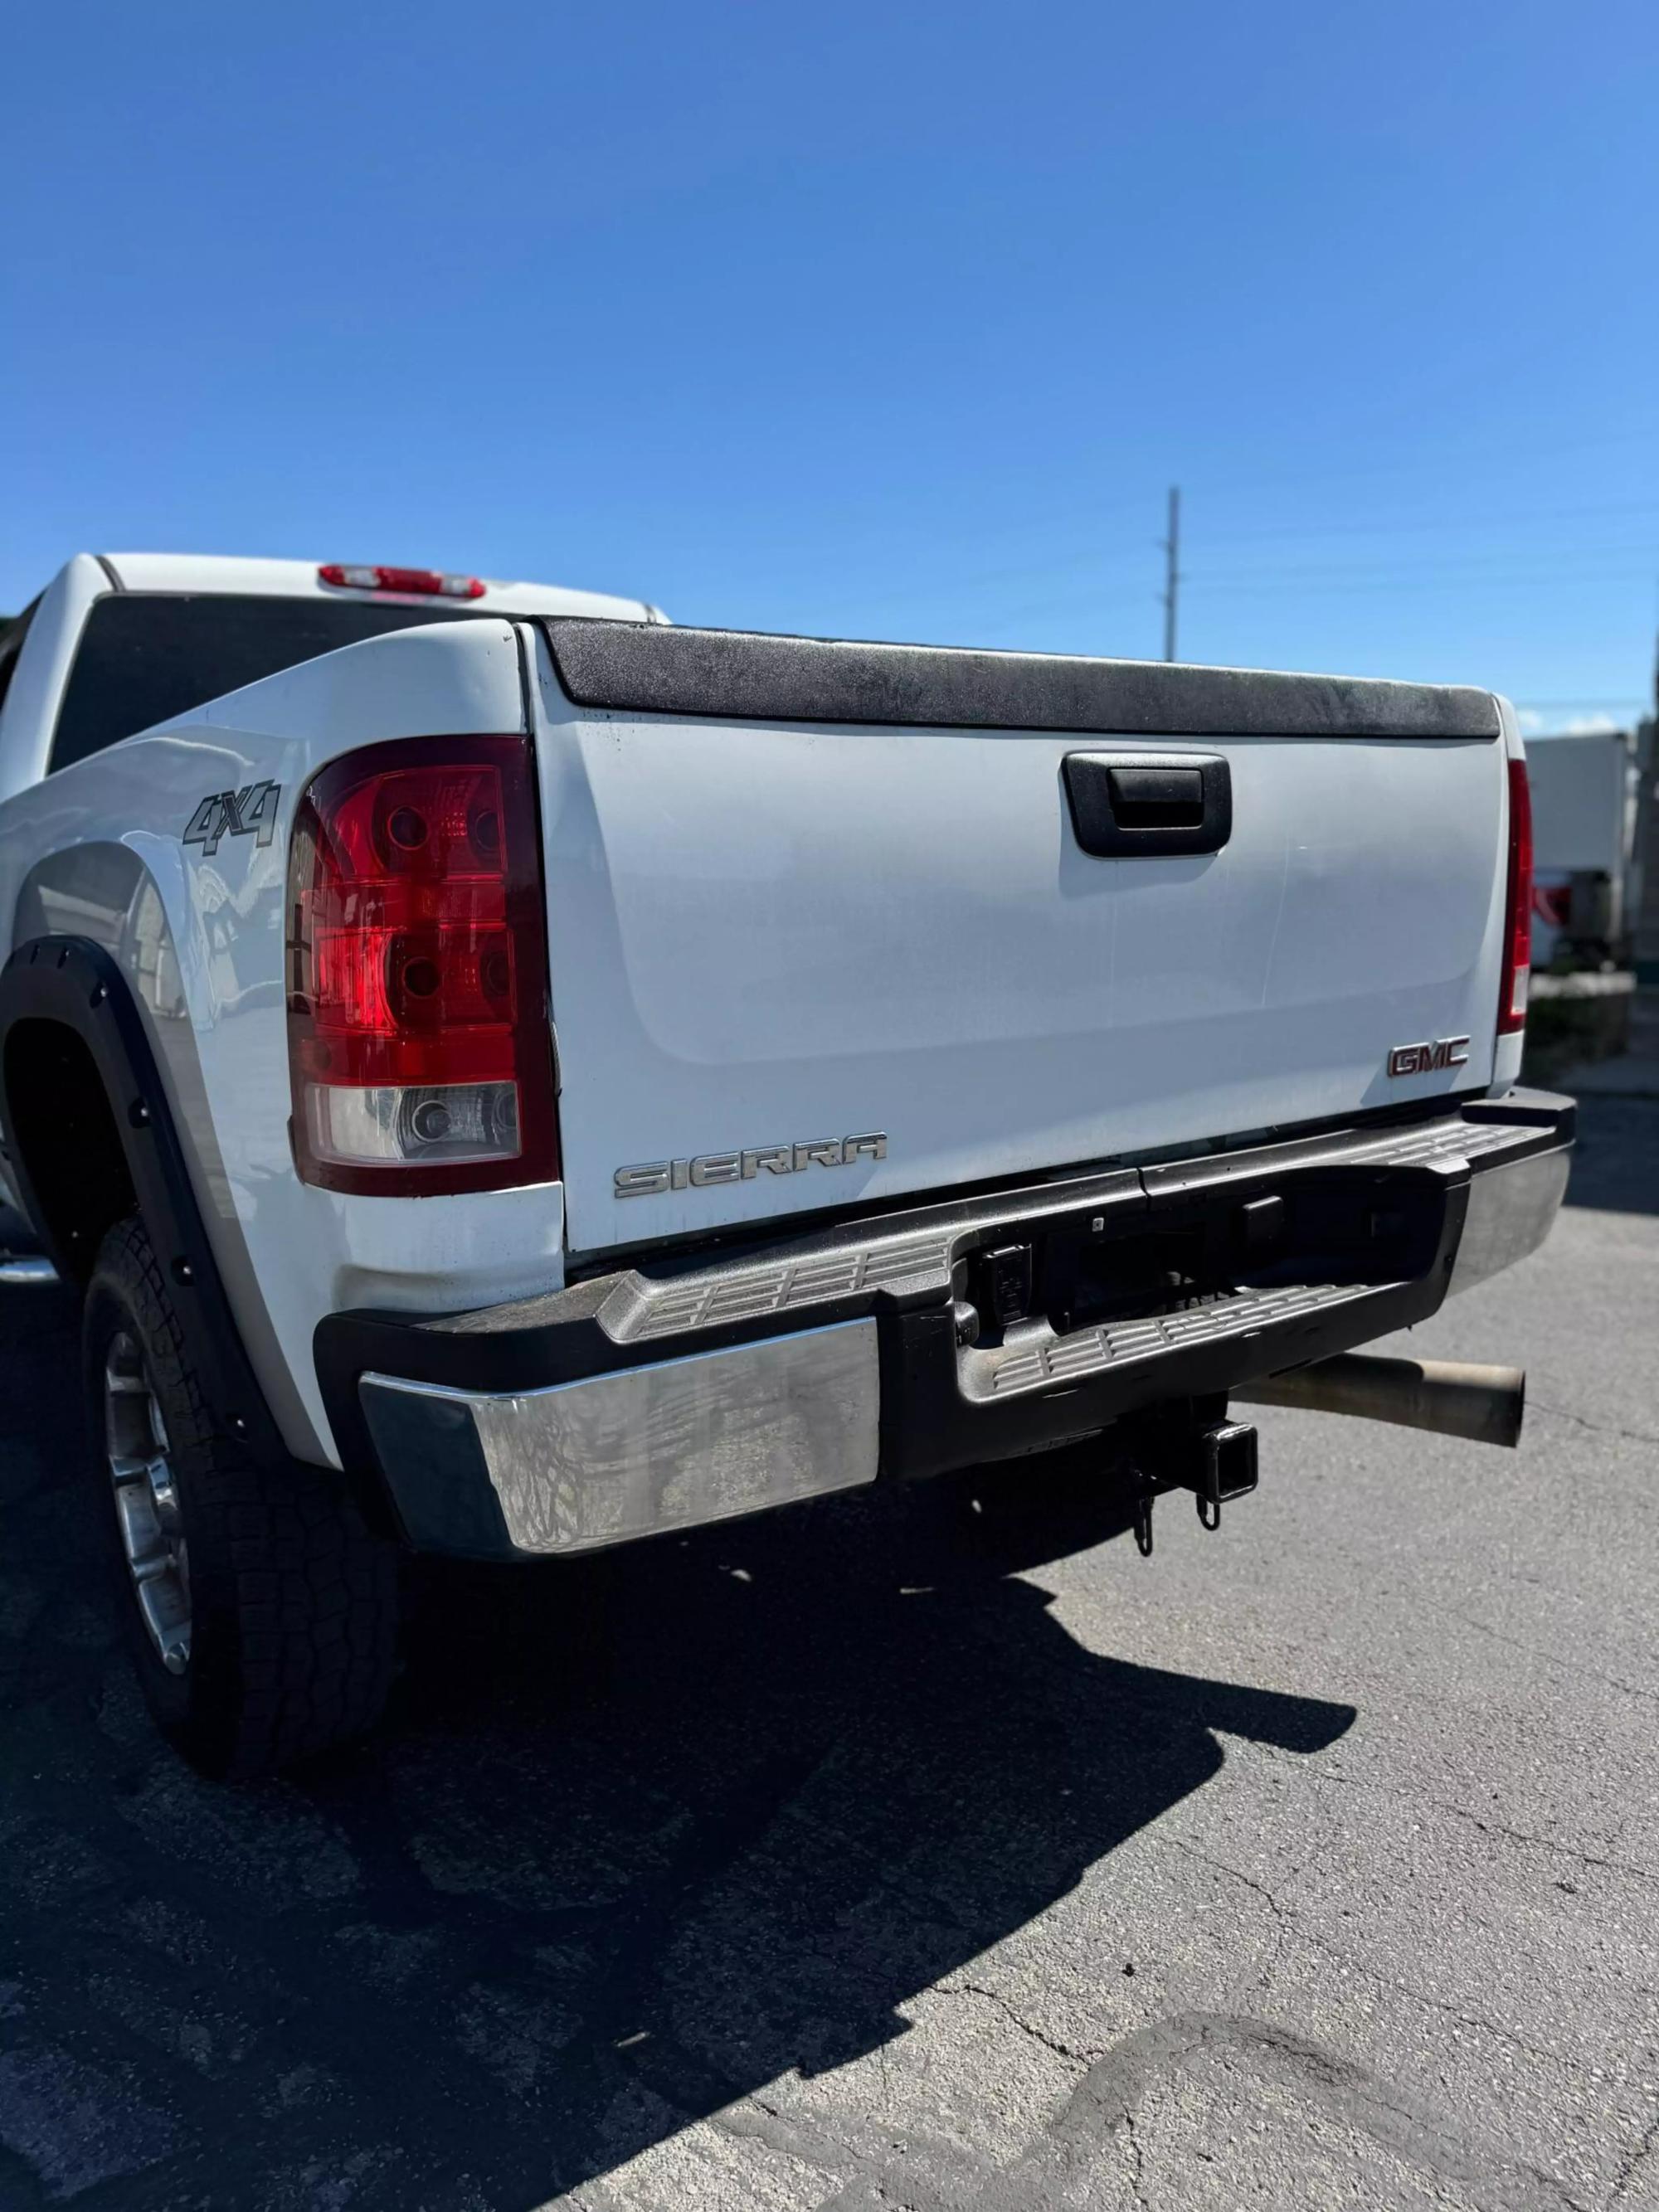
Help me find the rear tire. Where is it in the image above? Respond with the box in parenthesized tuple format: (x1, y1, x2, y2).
(82, 1215, 399, 1776)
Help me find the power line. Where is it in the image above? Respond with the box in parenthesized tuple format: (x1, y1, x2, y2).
(927, 560, 1655, 631)
(1162, 487, 1181, 663)
(859, 498, 1659, 610)
(1188, 565, 1657, 599)
(1190, 545, 1659, 586)
(1189, 494, 1659, 549)
(1160, 421, 1659, 508)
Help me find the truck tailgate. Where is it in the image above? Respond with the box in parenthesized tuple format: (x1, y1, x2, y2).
(530, 625, 1510, 1256)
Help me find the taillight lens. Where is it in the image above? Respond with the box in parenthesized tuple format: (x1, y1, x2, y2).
(1497, 756, 1533, 1036)
(285, 735, 559, 1194)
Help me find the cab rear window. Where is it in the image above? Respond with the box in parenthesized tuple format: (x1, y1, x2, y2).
(51, 593, 485, 771)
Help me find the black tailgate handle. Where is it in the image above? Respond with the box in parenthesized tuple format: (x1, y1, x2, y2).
(1063, 751, 1232, 858)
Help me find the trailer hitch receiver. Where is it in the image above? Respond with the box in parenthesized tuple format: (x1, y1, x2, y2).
(1196, 1419, 1259, 1529)
(1130, 1416, 1259, 1555)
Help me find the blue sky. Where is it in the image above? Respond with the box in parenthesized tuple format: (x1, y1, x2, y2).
(4, 0, 1657, 732)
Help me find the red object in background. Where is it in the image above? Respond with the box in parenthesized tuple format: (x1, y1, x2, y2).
(1532, 882, 1571, 926)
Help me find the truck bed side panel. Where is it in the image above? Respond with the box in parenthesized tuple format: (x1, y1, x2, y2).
(0, 620, 565, 1464)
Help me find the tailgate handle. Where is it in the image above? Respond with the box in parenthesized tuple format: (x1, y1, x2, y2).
(1107, 766, 1204, 824)
(1063, 751, 1232, 859)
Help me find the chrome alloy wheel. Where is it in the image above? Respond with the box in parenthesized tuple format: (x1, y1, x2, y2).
(105, 1331, 192, 1675)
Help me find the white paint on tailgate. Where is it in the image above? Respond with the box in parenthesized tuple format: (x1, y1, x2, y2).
(533, 635, 1507, 1254)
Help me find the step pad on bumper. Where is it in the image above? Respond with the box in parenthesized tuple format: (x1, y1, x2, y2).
(973, 1280, 1394, 1401)
(592, 1106, 1557, 1354)
(606, 1236, 954, 1343)
(1345, 1120, 1530, 1169)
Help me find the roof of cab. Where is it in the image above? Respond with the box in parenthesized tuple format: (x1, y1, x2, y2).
(99, 553, 667, 625)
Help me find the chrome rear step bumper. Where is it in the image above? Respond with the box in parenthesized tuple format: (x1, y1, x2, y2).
(359, 1322, 880, 1559)
(321, 1091, 1574, 1559)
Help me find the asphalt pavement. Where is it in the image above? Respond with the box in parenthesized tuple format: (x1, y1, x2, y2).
(0, 1098, 1655, 2211)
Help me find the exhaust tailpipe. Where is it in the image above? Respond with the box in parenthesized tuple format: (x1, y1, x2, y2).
(1234, 1353, 1525, 1449)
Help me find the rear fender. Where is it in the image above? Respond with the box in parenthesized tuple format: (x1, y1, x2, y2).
(0, 936, 287, 1469)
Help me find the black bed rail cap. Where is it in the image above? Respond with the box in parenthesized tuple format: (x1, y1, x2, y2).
(540, 620, 1501, 741)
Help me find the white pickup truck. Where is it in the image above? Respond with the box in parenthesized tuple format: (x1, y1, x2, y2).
(0, 552, 1573, 1774)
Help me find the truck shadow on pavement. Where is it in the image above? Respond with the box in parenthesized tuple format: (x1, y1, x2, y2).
(1558, 1094, 1659, 1215)
(0, 1283, 1355, 2211)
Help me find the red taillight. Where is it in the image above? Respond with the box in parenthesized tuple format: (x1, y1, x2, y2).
(285, 735, 559, 1195)
(318, 563, 486, 600)
(1497, 756, 1533, 1036)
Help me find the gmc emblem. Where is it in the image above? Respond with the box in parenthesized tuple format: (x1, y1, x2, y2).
(1387, 1036, 1471, 1078)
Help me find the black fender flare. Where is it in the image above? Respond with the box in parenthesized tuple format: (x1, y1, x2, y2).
(0, 936, 287, 1468)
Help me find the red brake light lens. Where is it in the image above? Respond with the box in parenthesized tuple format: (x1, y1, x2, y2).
(1497, 756, 1533, 1036)
(318, 563, 486, 600)
(285, 735, 559, 1194)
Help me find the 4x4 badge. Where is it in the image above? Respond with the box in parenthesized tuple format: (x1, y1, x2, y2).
(182, 781, 282, 858)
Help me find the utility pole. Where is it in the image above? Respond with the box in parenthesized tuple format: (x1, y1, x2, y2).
(1161, 485, 1181, 663)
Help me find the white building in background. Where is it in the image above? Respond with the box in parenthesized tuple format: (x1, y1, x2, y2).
(1525, 728, 1642, 965)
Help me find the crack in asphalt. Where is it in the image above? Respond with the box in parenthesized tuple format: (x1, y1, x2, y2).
(727, 2005, 1596, 2212)
(1446, 1612, 1659, 1709)
(1267, 1758, 1659, 1889)
(712, 2094, 885, 2201)
(1289, 1929, 1583, 2078)
(1160, 1833, 1297, 2000)
(1043, 2014, 1584, 2212)
(1529, 1400, 1659, 1451)
(932, 1981, 1102, 2068)
(1608, 2101, 1659, 2209)
(1121, 2107, 1151, 2211)
(1159, 1835, 1593, 2081)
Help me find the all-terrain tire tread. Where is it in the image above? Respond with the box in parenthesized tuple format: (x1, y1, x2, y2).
(87, 1216, 398, 1775)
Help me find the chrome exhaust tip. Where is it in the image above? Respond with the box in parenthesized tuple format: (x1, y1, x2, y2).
(1234, 1352, 1525, 1450)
